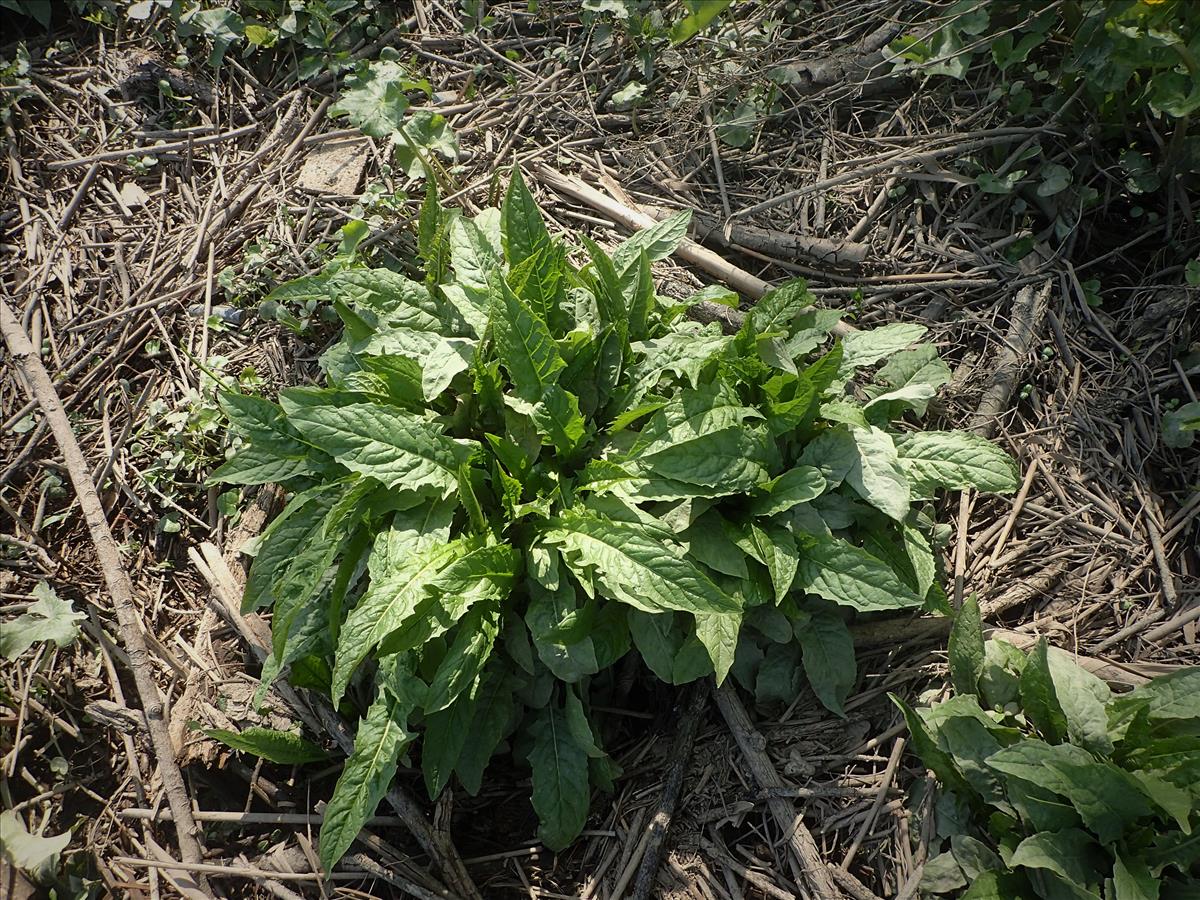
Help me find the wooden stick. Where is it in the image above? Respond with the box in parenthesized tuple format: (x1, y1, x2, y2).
(0, 299, 209, 887)
(630, 681, 708, 900)
(713, 682, 844, 898)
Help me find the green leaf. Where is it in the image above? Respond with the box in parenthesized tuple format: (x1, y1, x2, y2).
(1020, 638, 1069, 743)
(394, 110, 458, 179)
(891, 693, 974, 798)
(425, 601, 501, 713)
(378, 542, 519, 656)
(627, 322, 734, 396)
(796, 608, 856, 716)
(282, 397, 472, 494)
(209, 445, 319, 485)
(564, 687, 605, 758)
(527, 703, 590, 851)
(903, 522, 937, 599)
(1008, 829, 1103, 894)
(986, 740, 1153, 844)
(0, 809, 70, 882)
(949, 594, 985, 697)
(203, 727, 328, 764)
(502, 168, 551, 267)
(0, 582, 84, 659)
(745, 520, 798, 605)
(749, 466, 826, 517)
(1112, 852, 1160, 900)
(695, 611, 740, 684)
(527, 566, 599, 684)
(797, 426, 860, 493)
(745, 278, 814, 338)
(543, 510, 740, 617)
(331, 504, 460, 704)
(1045, 646, 1113, 754)
(491, 278, 567, 402)
(455, 669, 515, 795)
(670, 0, 732, 45)
(797, 534, 924, 611)
(629, 610, 682, 682)
(243, 484, 342, 612)
(182, 6, 244, 67)
(1163, 401, 1200, 449)
(319, 687, 415, 872)
(837, 323, 927, 379)
(1037, 163, 1073, 198)
(529, 385, 586, 455)
(611, 209, 692, 274)
(895, 431, 1020, 494)
(1121, 668, 1200, 720)
(866, 345, 952, 417)
(846, 425, 911, 520)
(422, 680, 479, 799)
(449, 214, 501, 297)
(331, 59, 429, 138)
(682, 512, 750, 579)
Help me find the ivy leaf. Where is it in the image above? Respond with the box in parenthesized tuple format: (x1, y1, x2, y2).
(331, 60, 430, 139)
(1, 582, 84, 659)
(527, 704, 590, 851)
(203, 727, 328, 764)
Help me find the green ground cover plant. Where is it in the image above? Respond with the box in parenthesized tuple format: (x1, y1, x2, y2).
(897, 598, 1199, 899)
(211, 172, 1020, 870)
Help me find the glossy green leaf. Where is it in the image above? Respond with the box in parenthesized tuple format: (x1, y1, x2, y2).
(895, 431, 1020, 494)
(204, 727, 328, 764)
(797, 534, 925, 611)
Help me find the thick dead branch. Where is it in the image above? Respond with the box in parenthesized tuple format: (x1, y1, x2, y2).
(0, 299, 209, 890)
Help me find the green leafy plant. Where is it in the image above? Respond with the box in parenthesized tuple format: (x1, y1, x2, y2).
(0, 582, 84, 660)
(212, 171, 1019, 870)
(895, 598, 1198, 899)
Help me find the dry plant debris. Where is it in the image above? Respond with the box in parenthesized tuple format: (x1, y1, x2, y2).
(1, 2, 1196, 898)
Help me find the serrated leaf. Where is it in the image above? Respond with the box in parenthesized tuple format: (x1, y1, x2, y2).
(611, 209, 692, 274)
(627, 321, 733, 395)
(797, 534, 924, 611)
(544, 510, 740, 617)
(1019, 638, 1069, 743)
(319, 687, 415, 872)
(331, 504, 459, 704)
(281, 398, 471, 493)
(204, 727, 328, 764)
(503, 168, 551, 266)
(949, 595, 985, 697)
(796, 608, 855, 716)
(797, 425, 859, 490)
(837, 323, 927, 380)
(895, 431, 1020, 494)
(846, 425, 911, 520)
(527, 704, 590, 851)
(492, 278, 566, 402)
(209, 445, 320, 486)
(745, 520, 798, 604)
(455, 669, 515, 795)
(749, 466, 826, 517)
(1, 582, 84, 659)
(1112, 852, 1159, 900)
(422, 679, 479, 799)
(745, 278, 813, 338)
(425, 601, 501, 714)
(1121, 668, 1200, 720)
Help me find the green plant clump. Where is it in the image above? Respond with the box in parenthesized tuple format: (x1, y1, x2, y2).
(212, 172, 1020, 870)
(896, 598, 1199, 899)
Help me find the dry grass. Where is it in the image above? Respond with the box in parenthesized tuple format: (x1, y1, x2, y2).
(2, 2, 1196, 897)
